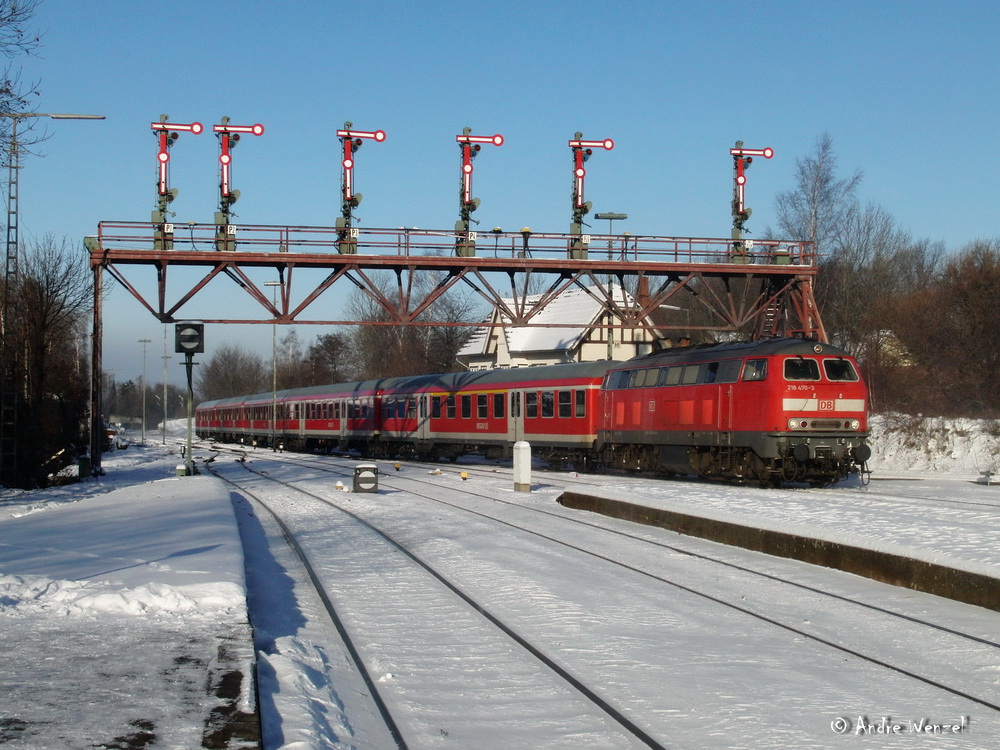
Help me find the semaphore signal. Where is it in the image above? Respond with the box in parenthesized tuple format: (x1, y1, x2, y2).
(568, 132, 614, 258)
(455, 128, 504, 256)
(150, 116, 203, 198)
(335, 122, 386, 248)
(213, 120, 265, 201)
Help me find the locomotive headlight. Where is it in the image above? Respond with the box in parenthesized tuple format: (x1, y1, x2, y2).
(848, 419, 861, 430)
(788, 418, 807, 430)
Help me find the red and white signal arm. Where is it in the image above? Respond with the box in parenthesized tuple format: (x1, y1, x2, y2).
(730, 146, 774, 159)
(568, 137, 615, 150)
(336, 128, 386, 201)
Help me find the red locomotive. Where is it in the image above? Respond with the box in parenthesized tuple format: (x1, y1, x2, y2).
(196, 338, 870, 486)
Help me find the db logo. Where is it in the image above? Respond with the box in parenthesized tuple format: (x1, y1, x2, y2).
(819, 400, 834, 411)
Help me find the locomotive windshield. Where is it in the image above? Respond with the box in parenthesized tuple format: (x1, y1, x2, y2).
(784, 357, 821, 381)
(824, 358, 860, 381)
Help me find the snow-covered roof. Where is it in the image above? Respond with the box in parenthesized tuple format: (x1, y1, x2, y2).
(459, 285, 639, 356)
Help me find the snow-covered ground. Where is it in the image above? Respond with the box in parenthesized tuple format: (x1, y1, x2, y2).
(0, 425, 257, 748)
(0, 417, 997, 748)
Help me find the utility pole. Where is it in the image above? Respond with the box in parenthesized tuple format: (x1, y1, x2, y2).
(138, 338, 151, 444)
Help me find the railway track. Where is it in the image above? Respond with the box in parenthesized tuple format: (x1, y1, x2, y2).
(201, 445, 1000, 744)
(207, 458, 667, 748)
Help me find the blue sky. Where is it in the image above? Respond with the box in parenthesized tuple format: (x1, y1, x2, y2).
(15, 0, 998, 384)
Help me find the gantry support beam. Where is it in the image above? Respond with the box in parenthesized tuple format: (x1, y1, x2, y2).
(88, 222, 822, 333)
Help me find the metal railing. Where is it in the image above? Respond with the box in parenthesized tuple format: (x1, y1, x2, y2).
(91, 221, 814, 267)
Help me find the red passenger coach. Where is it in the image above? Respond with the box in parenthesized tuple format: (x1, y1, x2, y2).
(196, 338, 870, 486)
(369, 361, 611, 464)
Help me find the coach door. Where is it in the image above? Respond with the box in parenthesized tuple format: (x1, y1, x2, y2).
(338, 399, 348, 443)
(508, 390, 523, 443)
(417, 395, 430, 441)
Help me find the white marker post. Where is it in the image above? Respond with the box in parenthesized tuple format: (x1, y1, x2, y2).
(513, 441, 531, 492)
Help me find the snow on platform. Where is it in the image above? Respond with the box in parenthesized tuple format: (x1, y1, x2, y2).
(0, 444, 257, 748)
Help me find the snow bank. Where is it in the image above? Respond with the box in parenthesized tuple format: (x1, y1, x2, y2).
(868, 413, 1000, 476)
(0, 470, 247, 618)
(0, 574, 245, 616)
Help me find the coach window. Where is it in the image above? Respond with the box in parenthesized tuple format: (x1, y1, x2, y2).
(408, 397, 417, 418)
(681, 364, 702, 385)
(525, 392, 538, 418)
(784, 357, 821, 381)
(446, 395, 456, 419)
(824, 358, 859, 381)
(742, 359, 768, 381)
(558, 390, 572, 417)
(493, 392, 505, 418)
(462, 394, 472, 419)
(575, 389, 586, 417)
(477, 394, 488, 419)
(542, 391, 555, 418)
(398, 399, 407, 419)
(432, 395, 442, 418)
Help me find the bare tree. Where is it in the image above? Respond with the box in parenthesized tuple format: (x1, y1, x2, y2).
(303, 331, 352, 384)
(0, 4, 40, 78)
(274, 328, 312, 389)
(4, 235, 91, 484)
(345, 268, 481, 380)
(194, 343, 267, 402)
(0, 0, 43, 143)
(774, 133, 863, 256)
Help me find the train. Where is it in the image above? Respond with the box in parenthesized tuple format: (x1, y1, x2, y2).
(195, 337, 871, 486)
